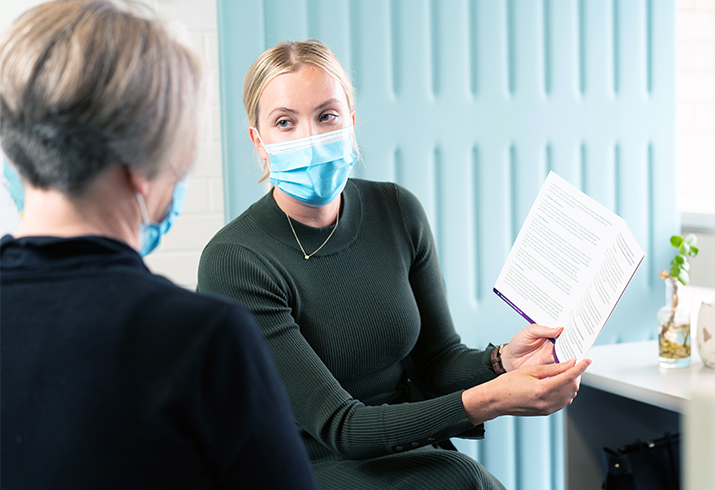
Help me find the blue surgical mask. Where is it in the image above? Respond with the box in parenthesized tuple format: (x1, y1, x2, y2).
(135, 175, 190, 257)
(258, 126, 357, 207)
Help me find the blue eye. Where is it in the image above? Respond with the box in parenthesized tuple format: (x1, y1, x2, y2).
(277, 119, 290, 128)
(320, 113, 337, 122)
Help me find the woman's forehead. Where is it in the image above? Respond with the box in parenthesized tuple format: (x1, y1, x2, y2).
(259, 64, 348, 114)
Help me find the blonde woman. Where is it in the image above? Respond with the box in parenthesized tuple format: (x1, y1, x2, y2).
(0, 2, 317, 489)
(199, 39, 590, 489)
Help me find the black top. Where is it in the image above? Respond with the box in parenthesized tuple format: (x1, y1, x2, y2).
(1, 235, 318, 490)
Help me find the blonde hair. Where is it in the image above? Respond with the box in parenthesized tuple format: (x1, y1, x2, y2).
(243, 39, 356, 181)
(0, 0, 208, 196)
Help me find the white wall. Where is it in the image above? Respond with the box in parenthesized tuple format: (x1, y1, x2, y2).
(0, 0, 224, 290)
(679, 0, 715, 216)
(140, 0, 225, 290)
(677, 0, 715, 292)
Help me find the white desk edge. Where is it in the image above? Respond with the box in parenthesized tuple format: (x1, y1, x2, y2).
(581, 340, 715, 413)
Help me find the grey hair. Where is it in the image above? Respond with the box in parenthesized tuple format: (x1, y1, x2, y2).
(0, 0, 208, 196)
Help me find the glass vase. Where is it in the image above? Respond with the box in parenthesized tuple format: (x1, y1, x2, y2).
(658, 279, 691, 368)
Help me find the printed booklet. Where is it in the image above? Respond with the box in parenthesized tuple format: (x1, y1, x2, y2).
(493, 171, 645, 362)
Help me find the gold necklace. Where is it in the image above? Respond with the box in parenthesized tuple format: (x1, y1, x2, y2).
(285, 209, 339, 260)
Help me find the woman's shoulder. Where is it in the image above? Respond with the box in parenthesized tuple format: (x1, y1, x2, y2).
(140, 272, 265, 350)
(204, 195, 271, 246)
(349, 178, 423, 211)
(142, 269, 248, 319)
(199, 194, 283, 270)
(351, 178, 426, 221)
(198, 204, 290, 301)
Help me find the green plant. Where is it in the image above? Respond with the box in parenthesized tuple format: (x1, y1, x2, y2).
(659, 234, 699, 287)
(658, 234, 699, 360)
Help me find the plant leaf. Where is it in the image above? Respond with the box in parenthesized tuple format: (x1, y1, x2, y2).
(672, 255, 685, 265)
(690, 246, 699, 257)
(682, 261, 690, 271)
(670, 265, 681, 277)
(671, 235, 683, 248)
(685, 234, 697, 246)
(680, 243, 690, 256)
(678, 270, 690, 286)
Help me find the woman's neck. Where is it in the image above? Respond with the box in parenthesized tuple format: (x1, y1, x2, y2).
(14, 168, 141, 248)
(272, 187, 341, 228)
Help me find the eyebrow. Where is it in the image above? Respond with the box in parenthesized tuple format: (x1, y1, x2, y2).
(267, 107, 298, 118)
(314, 99, 342, 111)
(266, 99, 343, 119)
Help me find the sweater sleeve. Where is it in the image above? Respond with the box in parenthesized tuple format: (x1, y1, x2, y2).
(198, 241, 477, 461)
(394, 185, 499, 396)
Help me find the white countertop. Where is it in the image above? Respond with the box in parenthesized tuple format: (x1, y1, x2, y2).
(582, 340, 715, 413)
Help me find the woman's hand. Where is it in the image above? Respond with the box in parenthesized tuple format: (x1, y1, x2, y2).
(461, 358, 591, 425)
(501, 324, 563, 371)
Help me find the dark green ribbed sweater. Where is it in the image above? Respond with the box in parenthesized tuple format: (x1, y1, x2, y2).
(198, 179, 504, 490)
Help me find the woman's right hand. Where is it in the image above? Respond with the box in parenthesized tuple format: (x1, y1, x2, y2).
(460, 358, 591, 425)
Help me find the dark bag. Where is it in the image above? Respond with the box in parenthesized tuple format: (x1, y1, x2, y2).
(601, 432, 680, 490)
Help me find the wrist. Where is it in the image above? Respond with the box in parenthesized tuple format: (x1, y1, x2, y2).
(461, 383, 499, 426)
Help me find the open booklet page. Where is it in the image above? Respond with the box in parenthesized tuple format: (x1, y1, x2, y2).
(493, 171, 644, 362)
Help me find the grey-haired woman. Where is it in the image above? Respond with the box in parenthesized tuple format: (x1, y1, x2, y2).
(0, 2, 317, 488)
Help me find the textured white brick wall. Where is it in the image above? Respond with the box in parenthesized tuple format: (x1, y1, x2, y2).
(0, 0, 225, 290)
(679, 0, 715, 215)
(141, 0, 225, 290)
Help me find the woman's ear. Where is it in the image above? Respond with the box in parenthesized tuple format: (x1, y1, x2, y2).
(351, 111, 356, 127)
(249, 127, 269, 162)
(127, 165, 151, 198)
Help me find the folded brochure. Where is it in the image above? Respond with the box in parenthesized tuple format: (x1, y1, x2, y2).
(493, 171, 645, 363)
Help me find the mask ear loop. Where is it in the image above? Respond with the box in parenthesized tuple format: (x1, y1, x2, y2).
(136, 192, 151, 225)
(252, 128, 273, 184)
(252, 127, 267, 153)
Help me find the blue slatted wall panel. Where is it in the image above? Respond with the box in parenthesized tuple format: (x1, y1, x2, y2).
(217, 1, 677, 488)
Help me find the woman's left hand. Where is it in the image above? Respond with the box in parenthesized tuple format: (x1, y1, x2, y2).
(500, 324, 563, 372)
